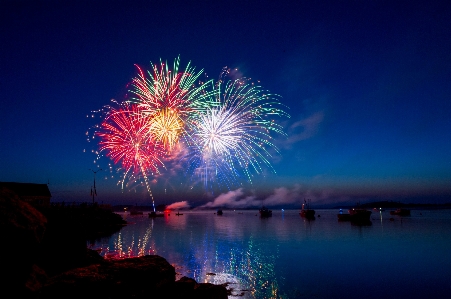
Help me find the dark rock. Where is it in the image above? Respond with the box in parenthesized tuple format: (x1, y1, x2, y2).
(25, 264, 48, 293)
(0, 187, 47, 296)
(38, 204, 126, 242)
(40, 256, 228, 299)
(171, 276, 197, 297)
(193, 282, 229, 299)
(40, 255, 176, 299)
(2, 187, 227, 299)
(169, 276, 228, 299)
(36, 204, 125, 276)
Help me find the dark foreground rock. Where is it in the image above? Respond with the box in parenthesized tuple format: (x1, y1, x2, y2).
(1, 188, 228, 298)
(39, 255, 228, 299)
(37, 203, 126, 276)
(0, 187, 48, 297)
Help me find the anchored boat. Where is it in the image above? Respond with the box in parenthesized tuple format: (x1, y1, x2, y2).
(300, 199, 315, 219)
(259, 206, 272, 217)
(338, 207, 372, 223)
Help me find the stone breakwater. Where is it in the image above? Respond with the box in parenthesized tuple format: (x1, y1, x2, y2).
(0, 187, 227, 299)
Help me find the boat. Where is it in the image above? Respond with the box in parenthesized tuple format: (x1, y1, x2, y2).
(390, 208, 411, 216)
(300, 209, 315, 219)
(349, 207, 372, 222)
(259, 206, 272, 217)
(148, 211, 164, 218)
(300, 199, 315, 219)
(217, 209, 223, 215)
(175, 212, 183, 216)
(338, 207, 372, 222)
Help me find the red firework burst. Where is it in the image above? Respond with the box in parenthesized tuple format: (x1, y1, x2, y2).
(96, 102, 165, 178)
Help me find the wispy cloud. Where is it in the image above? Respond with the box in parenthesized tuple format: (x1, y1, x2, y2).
(166, 201, 190, 210)
(263, 185, 301, 206)
(198, 185, 305, 209)
(197, 188, 257, 209)
(196, 184, 362, 209)
(283, 111, 324, 148)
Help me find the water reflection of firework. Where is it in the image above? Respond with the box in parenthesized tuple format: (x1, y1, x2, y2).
(92, 211, 292, 298)
(202, 234, 282, 298)
(99, 217, 156, 259)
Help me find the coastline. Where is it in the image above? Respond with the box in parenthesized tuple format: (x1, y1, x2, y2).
(0, 189, 228, 298)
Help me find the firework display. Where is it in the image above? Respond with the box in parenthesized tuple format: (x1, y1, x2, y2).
(149, 108, 184, 151)
(129, 56, 214, 152)
(184, 68, 289, 188)
(95, 102, 165, 211)
(92, 57, 289, 202)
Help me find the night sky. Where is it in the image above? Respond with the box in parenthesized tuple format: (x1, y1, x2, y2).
(1, 0, 450, 207)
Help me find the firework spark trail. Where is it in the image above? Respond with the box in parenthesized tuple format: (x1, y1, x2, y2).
(185, 68, 289, 189)
(129, 56, 216, 151)
(96, 102, 165, 211)
(149, 108, 184, 152)
(91, 59, 289, 200)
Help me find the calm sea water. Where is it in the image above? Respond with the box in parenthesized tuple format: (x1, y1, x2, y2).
(89, 209, 451, 299)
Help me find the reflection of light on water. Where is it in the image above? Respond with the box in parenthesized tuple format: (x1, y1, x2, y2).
(101, 219, 155, 260)
(93, 212, 285, 298)
(205, 273, 249, 297)
(196, 237, 282, 299)
(138, 219, 154, 256)
(244, 241, 281, 299)
(89, 210, 451, 299)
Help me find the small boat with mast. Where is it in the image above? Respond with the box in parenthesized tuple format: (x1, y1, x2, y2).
(300, 199, 315, 219)
(259, 206, 272, 217)
(338, 202, 372, 224)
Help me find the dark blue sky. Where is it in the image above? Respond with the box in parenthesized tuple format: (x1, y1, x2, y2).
(1, 0, 450, 207)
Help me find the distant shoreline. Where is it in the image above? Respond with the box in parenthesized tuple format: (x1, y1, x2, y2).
(104, 201, 451, 212)
(47, 201, 451, 212)
(333, 201, 451, 210)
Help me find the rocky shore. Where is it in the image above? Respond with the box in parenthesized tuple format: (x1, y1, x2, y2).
(0, 187, 228, 299)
